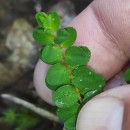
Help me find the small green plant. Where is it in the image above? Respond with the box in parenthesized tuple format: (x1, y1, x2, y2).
(124, 69, 130, 83)
(3, 108, 16, 126)
(2, 108, 41, 130)
(33, 11, 105, 130)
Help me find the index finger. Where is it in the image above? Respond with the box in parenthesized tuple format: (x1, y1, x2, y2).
(34, 0, 130, 104)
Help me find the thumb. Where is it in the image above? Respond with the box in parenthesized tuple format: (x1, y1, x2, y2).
(76, 97, 124, 130)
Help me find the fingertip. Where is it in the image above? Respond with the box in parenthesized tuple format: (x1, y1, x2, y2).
(34, 60, 53, 105)
(76, 97, 124, 130)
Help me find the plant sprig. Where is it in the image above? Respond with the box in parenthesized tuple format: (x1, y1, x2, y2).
(33, 11, 105, 130)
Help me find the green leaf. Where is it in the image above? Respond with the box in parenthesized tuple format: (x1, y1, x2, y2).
(72, 66, 105, 91)
(72, 66, 95, 78)
(65, 46, 91, 66)
(33, 27, 55, 45)
(35, 12, 47, 28)
(82, 89, 102, 105)
(54, 27, 77, 47)
(45, 64, 71, 90)
(52, 85, 80, 108)
(39, 44, 63, 64)
(124, 69, 130, 83)
(72, 66, 96, 94)
(64, 115, 77, 130)
(72, 75, 105, 91)
(57, 104, 79, 122)
(44, 12, 60, 31)
(55, 28, 68, 44)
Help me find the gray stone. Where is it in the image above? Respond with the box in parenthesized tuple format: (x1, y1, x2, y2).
(0, 19, 37, 86)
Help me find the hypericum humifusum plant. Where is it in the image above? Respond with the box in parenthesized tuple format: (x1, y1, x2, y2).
(33, 11, 105, 130)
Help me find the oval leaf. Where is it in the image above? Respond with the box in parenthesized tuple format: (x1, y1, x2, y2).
(72, 66, 95, 78)
(33, 28, 55, 45)
(45, 64, 71, 90)
(57, 104, 79, 122)
(39, 44, 63, 64)
(64, 115, 77, 130)
(35, 12, 47, 28)
(44, 12, 60, 31)
(65, 46, 91, 66)
(55, 27, 77, 47)
(52, 85, 80, 108)
(124, 69, 130, 83)
(72, 66, 105, 91)
(82, 89, 102, 105)
(72, 75, 105, 91)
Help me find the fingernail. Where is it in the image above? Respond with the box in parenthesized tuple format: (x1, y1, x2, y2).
(76, 97, 124, 130)
(108, 99, 124, 130)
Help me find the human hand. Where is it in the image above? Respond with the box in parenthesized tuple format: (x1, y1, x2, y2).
(34, 0, 130, 129)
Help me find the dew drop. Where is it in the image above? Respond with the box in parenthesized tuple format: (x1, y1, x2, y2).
(99, 85, 102, 88)
(89, 72, 92, 75)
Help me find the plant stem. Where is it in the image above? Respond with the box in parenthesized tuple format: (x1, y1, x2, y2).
(75, 87, 82, 103)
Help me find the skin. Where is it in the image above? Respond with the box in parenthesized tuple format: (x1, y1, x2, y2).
(34, 0, 130, 129)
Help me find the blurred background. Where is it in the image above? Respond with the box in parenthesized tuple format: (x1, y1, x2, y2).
(0, 0, 93, 130)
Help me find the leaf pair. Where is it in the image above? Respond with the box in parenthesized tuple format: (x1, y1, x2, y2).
(33, 27, 77, 47)
(35, 12, 60, 31)
(39, 45, 91, 66)
(33, 12, 60, 45)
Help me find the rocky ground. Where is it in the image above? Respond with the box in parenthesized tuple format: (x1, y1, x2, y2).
(0, 0, 93, 130)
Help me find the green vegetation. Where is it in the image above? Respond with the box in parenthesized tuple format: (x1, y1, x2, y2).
(124, 69, 130, 83)
(33, 11, 105, 130)
(2, 108, 41, 130)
